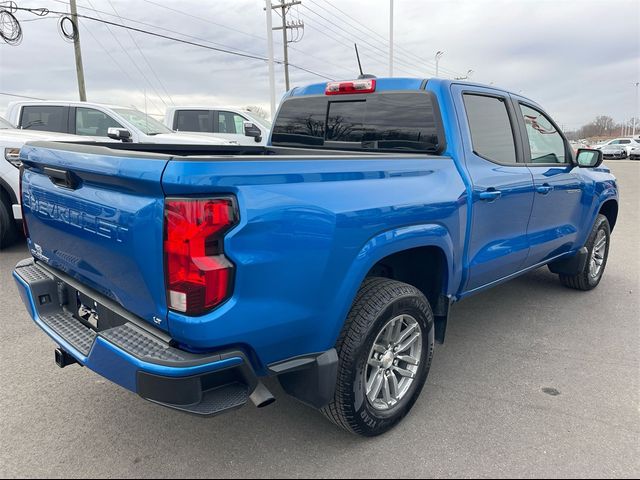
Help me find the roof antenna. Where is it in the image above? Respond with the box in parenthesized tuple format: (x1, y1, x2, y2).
(354, 43, 376, 79)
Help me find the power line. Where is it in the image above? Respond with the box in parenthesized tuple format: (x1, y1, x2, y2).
(140, 0, 266, 43)
(0, 92, 46, 100)
(303, 22, 421, 78)
(84, 0, 168, 107)
(82, 19, 165, 115)
(300, 4, 428, 77)
(312, 0, 464, 77)
(106, 0, 175, 105)
(300, 8, 425, 77)
(12, 5, 335, 81)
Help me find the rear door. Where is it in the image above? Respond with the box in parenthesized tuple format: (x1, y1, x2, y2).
(21, 143, 171, 329)
(452, 85, 535, 292)
(173, 109, 213, 133)
(512, 99, 586, 266)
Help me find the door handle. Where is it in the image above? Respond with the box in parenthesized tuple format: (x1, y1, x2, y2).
(536, 184, 554, 195)
(44, 166, 80, 190)
(478, 189, 502, 201)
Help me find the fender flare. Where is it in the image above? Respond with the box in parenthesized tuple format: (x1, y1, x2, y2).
(327, 223, 458, 347)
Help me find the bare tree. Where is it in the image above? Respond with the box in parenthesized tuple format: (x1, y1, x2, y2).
(245, 105, 270, 122)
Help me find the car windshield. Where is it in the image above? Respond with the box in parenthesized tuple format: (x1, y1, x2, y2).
(251, 115, 272, 130)
(0, 116, 14, 129)
(112, 108, 173, 135)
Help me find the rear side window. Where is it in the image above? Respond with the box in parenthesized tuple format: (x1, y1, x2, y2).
(272, 92, 444, 153)
(175, 110, 212, 132)
(463, 94, 517, 164)
(20, 106, 68, 133)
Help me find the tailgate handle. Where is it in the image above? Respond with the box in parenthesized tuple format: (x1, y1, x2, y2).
(44, 167, 80, 190)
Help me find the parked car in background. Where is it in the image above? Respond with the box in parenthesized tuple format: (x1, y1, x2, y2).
(594, 137, 639, 156)
(0, 116, 82, 247)
(599, 143, 628, 159)
(165, 106, 271, 146)
(629, 143, 640, 160)
(6, 101, 233, 145)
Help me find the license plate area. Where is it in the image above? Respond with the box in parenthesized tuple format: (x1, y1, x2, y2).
(58, 282, 127, 332)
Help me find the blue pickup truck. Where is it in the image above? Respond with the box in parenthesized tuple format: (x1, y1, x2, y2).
(13, 78, 618, 436)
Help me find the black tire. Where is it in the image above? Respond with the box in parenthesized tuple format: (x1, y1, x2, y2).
(321, 277, 435, 436)
(0, 198, 18, 249)
(559, 214, 610, 291)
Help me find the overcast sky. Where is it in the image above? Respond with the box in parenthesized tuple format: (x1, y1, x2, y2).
(0, 0, 638, 130)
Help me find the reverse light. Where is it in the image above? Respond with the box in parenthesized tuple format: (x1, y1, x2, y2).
(4, 147, 21, 168)
(325, 79, 376, 95)
(164, 197, 238, 316)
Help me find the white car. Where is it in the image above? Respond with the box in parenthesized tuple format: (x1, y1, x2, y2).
(6, 101, 233, 145)
(165, 106, 271, 146)
(0, 116, 83, 247)
(593, 137, 640, 156)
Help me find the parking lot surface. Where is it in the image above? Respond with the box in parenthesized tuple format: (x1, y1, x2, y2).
(0, 161, 638, 478)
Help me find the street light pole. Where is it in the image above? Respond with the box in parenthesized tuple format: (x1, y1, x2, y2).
(633, 81, 639, 137)
(435, 51, 444, 78)
(389, 0, 394, 77)
(265, 0, 276, 121)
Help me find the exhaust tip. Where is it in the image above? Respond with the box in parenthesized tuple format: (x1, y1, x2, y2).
(249, 381, 276, 409)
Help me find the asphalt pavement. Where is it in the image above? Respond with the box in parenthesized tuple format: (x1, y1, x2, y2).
(0, 161, 638, 478)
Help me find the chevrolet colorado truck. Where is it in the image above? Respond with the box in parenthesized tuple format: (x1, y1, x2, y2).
(13, 78, 618, 436)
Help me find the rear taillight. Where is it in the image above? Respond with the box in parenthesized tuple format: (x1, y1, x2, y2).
(325, 79, 376, 95)
(19, 166, 28, 238)
(164, 197, 238, 316)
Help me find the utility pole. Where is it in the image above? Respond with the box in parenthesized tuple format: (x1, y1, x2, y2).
(389, 0, 394, 77)
(633, 81, 639, 137)
(265, 0, 276, 120)
(69, 0, 87, 101)
(271, 1, 303, 91)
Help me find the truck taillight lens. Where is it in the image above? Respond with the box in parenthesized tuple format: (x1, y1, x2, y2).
(164, 197, 238, 316)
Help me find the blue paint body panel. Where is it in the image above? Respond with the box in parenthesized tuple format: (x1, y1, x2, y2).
(16, 78, 619, 382)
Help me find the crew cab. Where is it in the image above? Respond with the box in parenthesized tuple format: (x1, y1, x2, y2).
(6, 101, 232, 145)
(0, 116, 83, 247)
(164, 106, 271, 146)
(13, 78, 618, 436)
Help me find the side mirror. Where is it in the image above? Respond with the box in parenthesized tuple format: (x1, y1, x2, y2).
(243, 121, 262, 142)
(576, 148, 603, 168)
(107, 127, 132, 142)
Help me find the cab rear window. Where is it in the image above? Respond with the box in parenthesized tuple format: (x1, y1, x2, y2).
(271, 92, 445, 154)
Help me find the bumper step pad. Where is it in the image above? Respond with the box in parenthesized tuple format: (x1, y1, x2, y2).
(14, 259, 259, 417)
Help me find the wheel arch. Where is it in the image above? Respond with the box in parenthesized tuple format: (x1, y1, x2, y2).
(332, 224, 458, 347)
(598, 198, 618, 232)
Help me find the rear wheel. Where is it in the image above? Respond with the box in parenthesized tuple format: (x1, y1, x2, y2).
(559, 214, 610, 291)
(321, 277, 434, 436)
(0, 198, 18, 249)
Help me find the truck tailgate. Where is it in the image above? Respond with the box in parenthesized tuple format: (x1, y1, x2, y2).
(20, 144, 171, 330)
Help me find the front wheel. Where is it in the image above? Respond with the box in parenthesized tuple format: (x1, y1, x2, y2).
(559, 214, 610, 291)
(321, 277, 434, 436)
